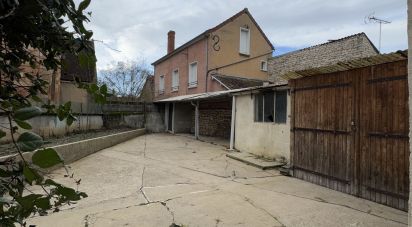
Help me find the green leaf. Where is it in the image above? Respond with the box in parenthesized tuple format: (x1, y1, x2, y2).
(23, 166, 42, 185)
(32, 148, 62, 168)
(16, 194, 42, 209)
(14, 106, 42, 121)
(35, 197, 51, 210)
(66, 115, 77, 126)
(0, 129, 6, 138)
(17, 132, 43, 152)
(78, 0, 91, 12)
(100, 84, 108, 94)
(15, 119, 32, 130)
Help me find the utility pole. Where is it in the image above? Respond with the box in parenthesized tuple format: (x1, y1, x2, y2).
(365, 13, 391, 53)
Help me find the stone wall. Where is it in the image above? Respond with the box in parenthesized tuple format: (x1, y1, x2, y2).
(191, 100, 232, 138)
(268, 33, 379, 84)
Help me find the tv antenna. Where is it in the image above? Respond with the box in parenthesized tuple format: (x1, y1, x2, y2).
(365, 12, 391, 53)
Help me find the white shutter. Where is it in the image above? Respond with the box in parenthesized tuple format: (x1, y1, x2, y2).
(159, 75, 165, 92)
(172, 70, 179, 91)
(240, 28, 250, 55)
(189, 62, 197, 87)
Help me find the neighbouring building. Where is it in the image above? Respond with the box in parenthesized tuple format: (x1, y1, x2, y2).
(153, 8, 274, 140)
(231, 33, 379, 162)
(268, 33, 379, 85)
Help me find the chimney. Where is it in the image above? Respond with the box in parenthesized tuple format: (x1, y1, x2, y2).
(167, 30, 175, 54)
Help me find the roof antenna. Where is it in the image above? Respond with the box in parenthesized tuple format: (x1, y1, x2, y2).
(364, 12, 391, 53)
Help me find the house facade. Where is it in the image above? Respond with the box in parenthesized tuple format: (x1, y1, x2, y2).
(152, 8, 274, 139)
(152, 8, 274, 101)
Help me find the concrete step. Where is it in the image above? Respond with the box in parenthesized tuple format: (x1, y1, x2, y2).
(226, 152, 285, 170)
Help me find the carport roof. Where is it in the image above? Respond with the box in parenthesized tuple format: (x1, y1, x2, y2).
(279, 50, 407, 80)
(154, 84, 286, 103)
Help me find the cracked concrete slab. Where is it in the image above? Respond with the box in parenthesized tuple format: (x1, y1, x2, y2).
(28, 133, 407, 227)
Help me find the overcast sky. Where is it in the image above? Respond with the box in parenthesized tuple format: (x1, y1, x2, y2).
(82, 0, 407, 71)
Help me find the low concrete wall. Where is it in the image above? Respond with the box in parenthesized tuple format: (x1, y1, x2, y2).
(234, 94, 291, 162)
(0, 115, 104, 144)
(1, 129, 145, 169)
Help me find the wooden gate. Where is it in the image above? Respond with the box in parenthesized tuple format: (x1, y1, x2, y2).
(290, 59, 409, 210)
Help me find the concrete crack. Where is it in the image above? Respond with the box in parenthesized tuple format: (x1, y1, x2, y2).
(139, 166, 150, 203)
(243, 196, 285, 227)
(161, 201, 175, 223)
(179, 166, 230, 179)
(231, 179, 407, 225)
(83, 214, 95, 227)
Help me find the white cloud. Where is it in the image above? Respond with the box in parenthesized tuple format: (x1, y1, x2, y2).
(80, 0, 407, 71)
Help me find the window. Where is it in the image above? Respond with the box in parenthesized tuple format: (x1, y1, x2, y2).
(254, 91, 287, 123)
(239, 27, 250, 55)
(275, 91, 287, 123)
(159, 75, 165, 94)
(188, 62, 198, 88)
(172, 69, 179, 91)
(260, 61, 268, 72)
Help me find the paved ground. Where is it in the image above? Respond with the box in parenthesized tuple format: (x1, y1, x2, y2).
(29, 133, 407, 227)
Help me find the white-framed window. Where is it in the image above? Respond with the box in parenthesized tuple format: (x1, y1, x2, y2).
(254, 90, 287, 123)
(172, 69, 179, 91)
(159, 75, 165, 95)
(260, 61, 268, 72)
(188, 62, 198, 88)
(239, 27, 250, 55)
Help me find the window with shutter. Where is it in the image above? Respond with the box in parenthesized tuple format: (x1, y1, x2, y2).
(188, 62, 198, 88)
(172, 69, 179, 91)
(159, 75, 165, 95)
(239, 27, 250, 55)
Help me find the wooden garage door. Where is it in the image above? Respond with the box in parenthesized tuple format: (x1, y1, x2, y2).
(291, 60, 409, 210)
(291, 70, 357, 194)
(358, 61, 409, 210)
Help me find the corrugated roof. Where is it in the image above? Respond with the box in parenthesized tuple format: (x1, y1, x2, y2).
(280, 50, 407, 80)
(155, 84, 287, 103)
(212, 74, 266, 90)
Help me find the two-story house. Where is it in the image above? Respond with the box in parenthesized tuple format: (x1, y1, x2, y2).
(152, 8, 274, 140)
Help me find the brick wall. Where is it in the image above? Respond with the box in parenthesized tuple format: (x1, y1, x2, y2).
(191, 100, 232, 138)
(268, 33, 379, 84)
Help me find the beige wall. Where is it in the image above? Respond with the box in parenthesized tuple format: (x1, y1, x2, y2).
(234, 92, 291, 161)
(207, 13, 272, 81)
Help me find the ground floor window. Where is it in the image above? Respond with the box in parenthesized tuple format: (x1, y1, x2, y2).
(254, 90, 287, 123)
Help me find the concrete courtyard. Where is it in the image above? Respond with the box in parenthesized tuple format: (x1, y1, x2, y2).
(29, 133, 407, 227)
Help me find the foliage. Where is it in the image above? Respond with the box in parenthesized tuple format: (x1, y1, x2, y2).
(98, 60, 152, 97)
(0, 0, 109, 226)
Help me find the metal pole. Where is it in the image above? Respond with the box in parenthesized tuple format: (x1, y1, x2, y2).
(195, 101, 199, 140)
(229, 96, 236, 150)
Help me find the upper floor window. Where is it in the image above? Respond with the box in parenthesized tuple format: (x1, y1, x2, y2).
(188, 62, 198, 88)
(260, 61, 268, 72)
(159, 75, 165, 94)
(254, 90, 287, 123)
(172, 69, 179, 91)
(239, 27, 250, 55)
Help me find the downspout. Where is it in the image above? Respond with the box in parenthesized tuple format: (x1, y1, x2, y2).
(191, 101, 199, 140)
(229, 95, 236, 150)
(205, 34, 209, 93)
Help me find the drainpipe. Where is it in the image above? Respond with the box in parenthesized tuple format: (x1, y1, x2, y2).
(229, 95, 236, 150)
(191, 101, 200, 140)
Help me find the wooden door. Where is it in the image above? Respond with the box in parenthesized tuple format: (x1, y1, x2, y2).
(358, 61, 409, 210)
(291, 60, 409, 211)
(291, 70, 357, 195)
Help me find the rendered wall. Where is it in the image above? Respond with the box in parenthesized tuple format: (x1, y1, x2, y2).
(234, 94, 291, 161)
(408, 0, 411, 223)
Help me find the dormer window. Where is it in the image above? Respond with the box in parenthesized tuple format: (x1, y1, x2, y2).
(239, 27, 250, 55)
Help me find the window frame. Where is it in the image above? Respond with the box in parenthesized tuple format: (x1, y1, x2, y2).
(159, 74, 165, 95)
(239, 27, 250, 55)
(260, 60, 268, 72)
(188, 61, 198, 88)
(171, 68, 179, 92)
(254, 90, 288, 124)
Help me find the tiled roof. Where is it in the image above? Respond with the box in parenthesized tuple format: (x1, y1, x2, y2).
(212, 74, 266, 89)
(280, 50, 407, 80)
(272, 33, 378, 60)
